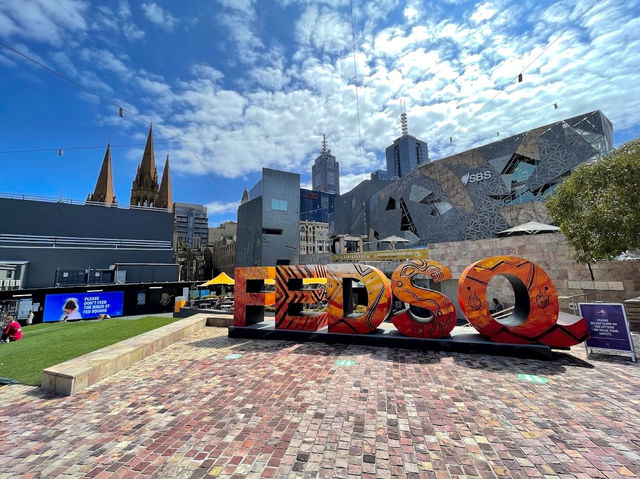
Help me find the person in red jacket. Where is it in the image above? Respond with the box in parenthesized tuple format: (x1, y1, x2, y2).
(1, 316, 22, 343)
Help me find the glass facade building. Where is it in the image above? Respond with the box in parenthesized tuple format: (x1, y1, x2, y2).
(311, 137, 340, 195)
(300, 188, 335, 223)
(174, 203, 209, 249)
(384, 134, 430, 179)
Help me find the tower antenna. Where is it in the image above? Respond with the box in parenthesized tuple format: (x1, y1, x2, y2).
(400, 101, 408, 136)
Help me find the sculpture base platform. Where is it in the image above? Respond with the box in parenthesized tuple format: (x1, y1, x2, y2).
(228, 322, 554, 360)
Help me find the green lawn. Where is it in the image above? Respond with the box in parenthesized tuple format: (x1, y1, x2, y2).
(0, 316, 179, 386)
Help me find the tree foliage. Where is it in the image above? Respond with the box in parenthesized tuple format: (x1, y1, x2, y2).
(546, 137, 640, 263)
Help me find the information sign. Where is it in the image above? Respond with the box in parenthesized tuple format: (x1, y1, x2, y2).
(43, 291, 124, 322)
(578, 303, 636, 362)
(17, 298, 33, 320)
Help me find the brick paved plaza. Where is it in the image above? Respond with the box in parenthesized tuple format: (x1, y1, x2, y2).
(1, 326, 639, 479)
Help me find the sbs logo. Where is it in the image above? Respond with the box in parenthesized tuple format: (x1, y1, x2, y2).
(461, 171, 492, 185)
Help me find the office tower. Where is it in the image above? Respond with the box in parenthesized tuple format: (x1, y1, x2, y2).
(312, 135, 340, 195)
(384, 112, 429, 179)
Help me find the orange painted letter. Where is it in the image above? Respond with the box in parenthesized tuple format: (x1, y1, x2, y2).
(275, 265, 328, 331)
(390, 259, 457, 338)
(326, 264, 391, 334)
(233, 267, 276, 326)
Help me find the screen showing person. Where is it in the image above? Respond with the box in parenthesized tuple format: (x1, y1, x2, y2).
(60, 298, 82, 321)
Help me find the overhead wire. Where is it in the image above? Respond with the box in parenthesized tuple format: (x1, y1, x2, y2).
(349, 0, 363, 155)
(0, 134, 360, 156)
(449, 3, 594, 140)
(2, 2, 596, 185)
(0, 39, 231, 201)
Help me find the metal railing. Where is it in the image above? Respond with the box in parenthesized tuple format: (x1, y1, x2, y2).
(0, 192, 171, 213)
(559, 291, 601, 315)
(0, 233, 172, 250)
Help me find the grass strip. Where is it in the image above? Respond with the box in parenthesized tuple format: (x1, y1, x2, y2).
(0, 316, 178, 386)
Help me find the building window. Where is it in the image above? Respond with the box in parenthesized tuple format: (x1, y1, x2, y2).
(271, 199, 288, 211)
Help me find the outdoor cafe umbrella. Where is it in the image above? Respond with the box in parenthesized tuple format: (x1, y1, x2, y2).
(379, 235, 411, 250)
(497, 221, 560, 236)
(199, 272, 235, 294)
(199, 272, 235, 287)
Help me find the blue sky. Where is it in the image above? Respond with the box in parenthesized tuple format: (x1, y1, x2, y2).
(1, 0, 639, 227)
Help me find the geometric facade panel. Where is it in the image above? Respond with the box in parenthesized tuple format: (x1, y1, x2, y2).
(360, 111, 613, 246)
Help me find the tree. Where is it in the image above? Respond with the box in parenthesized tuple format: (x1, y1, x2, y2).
(546, 138, 640, 263)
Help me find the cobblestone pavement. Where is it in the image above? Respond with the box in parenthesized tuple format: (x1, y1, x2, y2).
(1, 327, 639, 479)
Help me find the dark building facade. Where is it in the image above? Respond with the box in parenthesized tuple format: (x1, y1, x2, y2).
(237, 168, 301, 266)
(0, 197, 177, 289)
(344, 110, 613, 245)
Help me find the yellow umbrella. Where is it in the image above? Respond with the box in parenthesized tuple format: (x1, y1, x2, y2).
(199, 272, 235, 287)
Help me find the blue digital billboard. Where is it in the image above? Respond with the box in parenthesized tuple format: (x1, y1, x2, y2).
(43, 291, 124, 322)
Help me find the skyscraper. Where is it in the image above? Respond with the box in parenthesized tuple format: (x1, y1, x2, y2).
(384, 112, 429, 179)
(312, 135, 340, 195)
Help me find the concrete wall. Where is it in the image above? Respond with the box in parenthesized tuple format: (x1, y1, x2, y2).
(0, 198, 176, 288)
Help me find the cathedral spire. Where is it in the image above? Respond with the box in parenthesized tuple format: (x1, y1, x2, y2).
(140, 125, 157, 181)
(157, 153, 173, 210)
(130, 125, 160, 207)
(88, 143, 116, 205)
(240, 186, 249, 205)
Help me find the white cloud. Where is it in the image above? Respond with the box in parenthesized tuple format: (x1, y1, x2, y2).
(9, 0, 640, 208)
(295, 5, 351, 54)
(0, 0, 88, 45)
(205, 200, 240, 215)
(141, 2, 178, 30)
(79, 48, 133, 81)
(216, 0, 254, 14)
(217, 10, 263, 65)
(470, 2, 498, 23)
